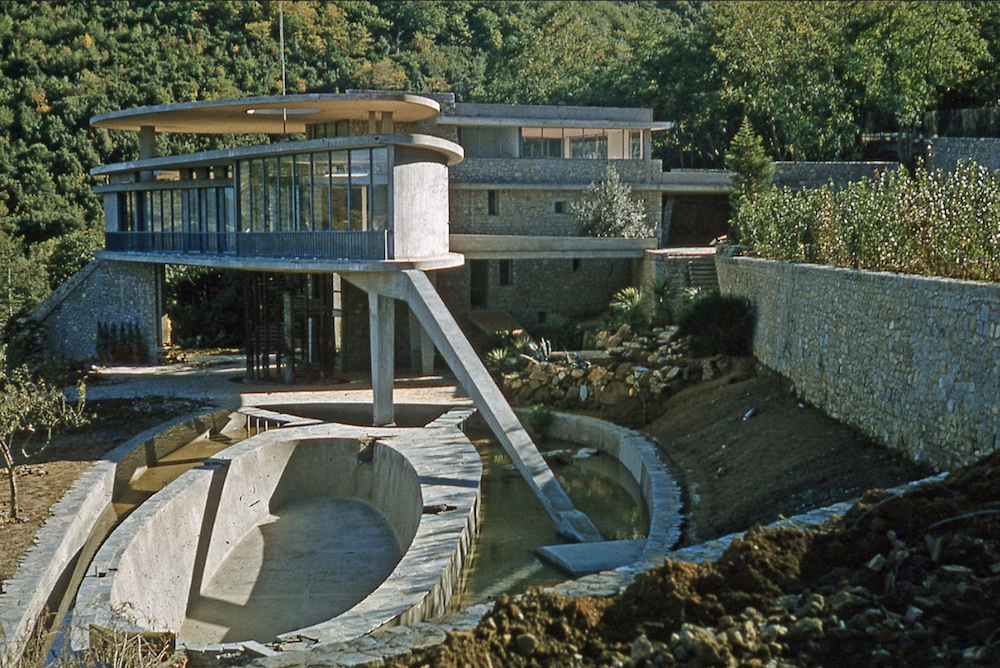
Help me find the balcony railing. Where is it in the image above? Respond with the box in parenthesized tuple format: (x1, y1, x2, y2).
(105, 230, 390, 261)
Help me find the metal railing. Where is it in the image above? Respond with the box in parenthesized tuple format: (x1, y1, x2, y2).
(105, 230, 390, 261)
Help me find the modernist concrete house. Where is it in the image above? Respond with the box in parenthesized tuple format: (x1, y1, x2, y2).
(36, 90, 659, 542)
(31, 92, 729, 542)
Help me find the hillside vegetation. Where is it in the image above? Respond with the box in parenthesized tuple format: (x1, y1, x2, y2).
(2, 1, 1000, 331)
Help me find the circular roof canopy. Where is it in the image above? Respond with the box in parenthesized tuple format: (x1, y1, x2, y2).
(91, 93, 441, 134)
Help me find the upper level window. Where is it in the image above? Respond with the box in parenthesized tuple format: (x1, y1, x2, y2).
(488, 190, 499, 216)
(519, 127, 643, 160)
(460, 126, 520, 158)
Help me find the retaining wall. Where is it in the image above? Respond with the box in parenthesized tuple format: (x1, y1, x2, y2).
(771, 161, 900, 190)
(30, 259, 161, 363)
(716, 255, 1000, 471)
(924, 137, 1000, 173)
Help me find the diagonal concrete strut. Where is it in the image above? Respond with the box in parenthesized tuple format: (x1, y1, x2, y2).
(343, 270, 602, 544)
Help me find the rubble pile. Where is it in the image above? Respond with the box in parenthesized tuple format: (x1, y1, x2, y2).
(500, 325, 735, 421)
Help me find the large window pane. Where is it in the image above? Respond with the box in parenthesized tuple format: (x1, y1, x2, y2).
(371, 147, 388, 231)
(250, 160, 264, 232)
(296, 154, 312, 232)
(350, 149, 371, 231)
(312, 152, 331, 231)
(279, 154, 294, 231)
(264, 157, 279, 232)
(330, 150, 349, 231)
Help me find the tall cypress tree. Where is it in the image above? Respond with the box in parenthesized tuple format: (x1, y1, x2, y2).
(724, 118, 773, 225)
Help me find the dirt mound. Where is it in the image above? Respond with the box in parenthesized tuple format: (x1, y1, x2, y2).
(392, 450, 1000, 668)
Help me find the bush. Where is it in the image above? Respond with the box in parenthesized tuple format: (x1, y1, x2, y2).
(676, 291, 755, 356)
(734, 160, 1000, 283)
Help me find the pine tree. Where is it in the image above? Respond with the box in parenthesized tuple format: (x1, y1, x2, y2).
(724, 118, 773, 220)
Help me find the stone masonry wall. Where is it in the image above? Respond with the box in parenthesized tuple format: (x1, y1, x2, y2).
(771, 161, 901, 190)
(437, 258, 634, 327)
(716, 255, 1000, 471)
(33, 259, 161, 363)
(450, 158, 662, 185)
(450, 189, 662, 237)
(925, 137, 1000, 174)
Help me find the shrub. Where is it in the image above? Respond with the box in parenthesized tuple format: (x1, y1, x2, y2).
(573, 165, 654, 238)
(676, 291, 755, 356)
(734, 160, 1000, 283)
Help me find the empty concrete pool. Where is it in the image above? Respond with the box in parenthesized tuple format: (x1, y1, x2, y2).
(71, 411, 482, 651)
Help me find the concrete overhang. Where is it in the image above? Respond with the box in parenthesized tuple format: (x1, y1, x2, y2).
(449, 234, 656, 259)
(90, 93, 441, 134)
(95, 250, 465, 273)
(91, 134, 464, 178)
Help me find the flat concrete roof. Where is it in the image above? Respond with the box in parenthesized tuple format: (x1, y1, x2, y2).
(91, 93, 441, 134)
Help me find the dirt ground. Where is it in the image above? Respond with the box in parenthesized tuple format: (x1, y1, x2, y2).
(0, 397, 204, 585)
(642, 359, 933, 543)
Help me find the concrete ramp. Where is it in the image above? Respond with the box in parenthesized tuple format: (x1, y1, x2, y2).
(344, 270, 602, 544)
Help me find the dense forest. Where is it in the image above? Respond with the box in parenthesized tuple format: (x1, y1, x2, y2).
(1, 0, 999, 334)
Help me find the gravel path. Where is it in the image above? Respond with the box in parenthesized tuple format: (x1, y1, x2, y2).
(79, 353, 474, 412)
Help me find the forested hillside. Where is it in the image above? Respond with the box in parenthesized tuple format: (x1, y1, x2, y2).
(1, 0, 998, 334)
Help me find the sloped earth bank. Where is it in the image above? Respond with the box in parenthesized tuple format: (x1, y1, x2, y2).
(391, 450, 1000, 668)
(640, 361, 933, 543)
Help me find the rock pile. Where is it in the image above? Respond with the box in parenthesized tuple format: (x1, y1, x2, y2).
(500, 325, 734, 420)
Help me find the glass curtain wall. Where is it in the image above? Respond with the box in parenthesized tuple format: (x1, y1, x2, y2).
(237, 147, 388, 234)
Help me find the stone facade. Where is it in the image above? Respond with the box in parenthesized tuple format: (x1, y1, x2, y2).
(31, 259, 162, 363)
(450, 188, 662, 237)
(771, 161, 901, 190)
(436, 257, 635, 327)
(450, 157, 663, 185)
(924, 137, 1000, 173)
(716, 255, 1000, 471)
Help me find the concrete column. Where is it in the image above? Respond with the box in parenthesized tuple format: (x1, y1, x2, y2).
(381, 111, 394, 134)
(368, 111, 378, 134)
(369, 290, 395, 426)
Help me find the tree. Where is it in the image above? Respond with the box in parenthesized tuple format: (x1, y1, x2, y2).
(572, 165, 653, 238)
(724, 117, 772, 220)
(0, 345, 86, 521)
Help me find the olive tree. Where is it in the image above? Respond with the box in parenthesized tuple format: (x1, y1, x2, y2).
(573, 165, 653, 238)
(0, 346, 86, 522)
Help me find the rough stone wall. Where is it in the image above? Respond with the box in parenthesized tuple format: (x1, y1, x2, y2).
(771, 162, 900, 190)
(33, 259, 161, 363)
(925, 137, 1000, 173)
(437, 258, 633, 327)
(450, 189, 661, 237)
(451, 158, 661, 185)
(716, 255, 1000, 471)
